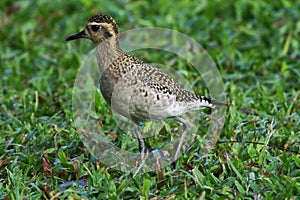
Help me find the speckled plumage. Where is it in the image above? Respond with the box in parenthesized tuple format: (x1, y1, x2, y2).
(99, 52, 215, 122)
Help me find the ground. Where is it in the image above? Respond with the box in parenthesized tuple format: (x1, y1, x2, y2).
(0, 0, 299, 199)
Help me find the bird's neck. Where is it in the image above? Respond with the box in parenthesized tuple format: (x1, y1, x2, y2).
(95, 36, 123, 73)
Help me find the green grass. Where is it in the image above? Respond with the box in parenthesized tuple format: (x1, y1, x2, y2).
(1, 0, 300, 199)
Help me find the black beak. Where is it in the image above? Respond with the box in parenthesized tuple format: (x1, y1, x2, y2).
(66, 30, 87, 41)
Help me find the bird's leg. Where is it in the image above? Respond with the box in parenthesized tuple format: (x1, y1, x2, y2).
(173, 117, 190, 164)
(135, 126, 145, 160)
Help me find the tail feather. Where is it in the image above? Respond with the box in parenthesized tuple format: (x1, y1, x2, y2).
(197, 96, 229, 108)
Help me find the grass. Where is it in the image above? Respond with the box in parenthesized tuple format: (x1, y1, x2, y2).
(1, 0, 300, 199)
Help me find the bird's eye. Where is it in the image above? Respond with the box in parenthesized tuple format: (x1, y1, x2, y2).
(91, 25, 100, 32)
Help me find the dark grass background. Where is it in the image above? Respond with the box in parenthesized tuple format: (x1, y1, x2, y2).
(0, 0, 299, 199)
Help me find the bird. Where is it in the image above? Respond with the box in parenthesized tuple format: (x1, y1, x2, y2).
(66, 14, 227, 166)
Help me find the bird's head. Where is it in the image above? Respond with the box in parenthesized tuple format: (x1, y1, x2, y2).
(66, 14, 118, 44)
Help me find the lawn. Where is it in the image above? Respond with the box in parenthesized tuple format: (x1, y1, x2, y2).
(1, 0, 299, 199)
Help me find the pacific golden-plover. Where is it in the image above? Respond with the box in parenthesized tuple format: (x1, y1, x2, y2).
(66, 14, 227, 164)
